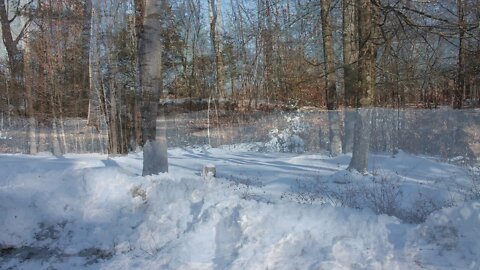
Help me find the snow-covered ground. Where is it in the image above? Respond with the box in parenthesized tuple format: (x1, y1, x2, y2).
(1, 145, 479, 269)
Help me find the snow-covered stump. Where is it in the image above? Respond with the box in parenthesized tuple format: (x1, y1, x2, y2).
(202, 164, 216, 179)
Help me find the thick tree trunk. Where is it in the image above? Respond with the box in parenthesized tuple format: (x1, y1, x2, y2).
(321, 0, 342, 156)
(349, 108, 372, 173)
(0, 0, 30, 120)
(105, 47, 128, 155)
(0, 1, 23, 88)
(86, 0, 102, 127)
(137, 0, 168, 175)
(348, 0, 379, 172)
(342, 0, 358, 153)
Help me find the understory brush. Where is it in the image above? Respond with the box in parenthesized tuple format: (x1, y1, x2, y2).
(282, 172, 456, 224)
(226, 175, 269, 203)
(467, 167, 480, 200)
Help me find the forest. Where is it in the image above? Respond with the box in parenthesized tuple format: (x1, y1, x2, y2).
(0, 0, 479, 167)
(1, 0, 480, 269)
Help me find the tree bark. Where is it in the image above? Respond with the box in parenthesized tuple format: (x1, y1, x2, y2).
(454, 0, 465, 109)
(0, 1, 38, 153)
(342, 0, 358, 154)
(259, 0, 274, 102)
(24, 33, 37, 154)
(348, 0, 379, 172)
(209, 0, 225, 98)
(321, 0, 342, 156)
(0, 1, 23, 88)
(85, 0, 101, 128)
(137, 0, 168, 175)
(349, 108, 372, 172)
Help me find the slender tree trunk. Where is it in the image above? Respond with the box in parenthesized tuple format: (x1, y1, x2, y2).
(58, 110, 68, 154)
(477, 0, 480, 105)
(258, 0, 274, 102)
(454, 0, 465, 109)
(86, 4, 107, 154)
(49, 81, 62, 156)
(51, 119, 62, 156)
(136, 0, 168, 175)
(24, 31, 37, 154)
(208, 0, 225, 99)
(321, 0, 342, 156)
(265, 0, 274, 102)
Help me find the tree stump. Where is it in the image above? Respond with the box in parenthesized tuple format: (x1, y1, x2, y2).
(202, 164, 216, 179)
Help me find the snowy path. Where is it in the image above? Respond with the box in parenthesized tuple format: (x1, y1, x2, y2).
(0, 147, 479, 269)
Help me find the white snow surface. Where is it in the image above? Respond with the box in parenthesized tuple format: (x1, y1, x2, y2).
(0, 146, 479, 269)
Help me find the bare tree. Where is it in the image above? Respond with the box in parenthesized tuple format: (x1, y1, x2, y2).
(0, 0, 34, 153)
(208, 0, 225, 98)
(259, 0, 274, 102)
(136, 0, 168, 175)
(348, 0, 380, 172)
(23, 29, 36, 154)
(342, 0, 358, 153)
(0, 1, 30, 90)
(321, 0, 342, 156)
(454, 0, 466, 109)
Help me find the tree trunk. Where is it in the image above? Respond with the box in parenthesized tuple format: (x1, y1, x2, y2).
(0, 1, 23, 90)
(208, 0, 225, 98)
(454, 0, 465, 109)
(349, 108, 372, 172)
(136, 0, 168, 175)
(49, 82, 62, 156)
(85, 0, 102, 127)
(321, 0, 342, 156)
(259, 0, 274, 102)
(105, 44, 127, 155)
(343, 109, 355, 153)
(348, 0, 379, 172)
(342, 0, 358, 153)
(24, 31, 37, 154)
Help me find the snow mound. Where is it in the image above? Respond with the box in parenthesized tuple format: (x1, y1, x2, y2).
(0, 160, 402, 269)
(1, 151, 479, 269)
(408, 202, 480, 269)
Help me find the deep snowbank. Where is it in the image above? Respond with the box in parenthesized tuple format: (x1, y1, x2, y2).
(0, 150, 479, 269)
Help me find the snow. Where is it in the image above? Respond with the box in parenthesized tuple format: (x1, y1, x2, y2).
(0, 145, 479, 269)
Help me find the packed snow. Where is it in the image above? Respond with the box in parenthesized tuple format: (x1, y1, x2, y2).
(1, 145, 479, 269)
